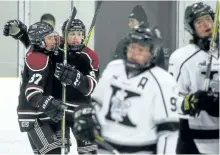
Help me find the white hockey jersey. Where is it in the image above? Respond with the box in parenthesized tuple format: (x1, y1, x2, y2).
(92, 60, 180, 154)
(168, 44, 219, 154)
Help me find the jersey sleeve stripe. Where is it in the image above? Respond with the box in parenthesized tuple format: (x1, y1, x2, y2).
(190, 128, 219, 139)
(26, 90, 42, 101)
(163, 137, 167, 154)
(87, 75, 97, 85)
(25, 87, 43, 96)
(149, 71, 168, 117)
(85, 75, 97, 96)
(84, 76, 94, 96)
(157, 122, 179, 133)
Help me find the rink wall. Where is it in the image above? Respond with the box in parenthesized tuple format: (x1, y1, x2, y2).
(0, 1, 217, 77)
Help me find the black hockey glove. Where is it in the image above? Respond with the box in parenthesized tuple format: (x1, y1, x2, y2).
(38, 96, 67, 123)
(3, 20, 30, 48)
(181, 91, 219, 117)
(72, 104, 101, 142)
(3, 20, 27, 39)
(54, 63, 89, 94)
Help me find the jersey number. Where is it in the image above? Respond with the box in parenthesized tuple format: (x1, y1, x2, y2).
(170, 97, 177, 111)
(28, 73, 42, 85)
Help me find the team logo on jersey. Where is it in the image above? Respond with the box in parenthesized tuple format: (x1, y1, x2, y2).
(197, 60, 207, 68)
(105, 85, 140, 127)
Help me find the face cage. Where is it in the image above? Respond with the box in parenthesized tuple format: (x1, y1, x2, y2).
(43, 31, 60, 52)
(125, 41, 156, 70)
(67, 28, 86, 51)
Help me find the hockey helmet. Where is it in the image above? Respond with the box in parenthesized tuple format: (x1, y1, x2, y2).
(62, 19, 86, 51)
(125, 25, 161, 70)
(184, 2, 214, 35)
(28, 22, 60, 51)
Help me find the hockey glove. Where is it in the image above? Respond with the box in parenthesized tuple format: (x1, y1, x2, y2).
(72, 104, 101, 142)
(181, 93, 200, 117)
(181, 91, 219, 117)
(54, 63, 89, 94)
(38, 96, 67, 123)
(3, 20, 27, 39)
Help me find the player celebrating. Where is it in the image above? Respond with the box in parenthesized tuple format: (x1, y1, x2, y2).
(5, 18, 100, 154)
(168, 2, 219, 154)
(54, 18, 99, 154)
(4, 17, 100, 154)
(18, 21, 99, 154)
(92, 25, 180, 154)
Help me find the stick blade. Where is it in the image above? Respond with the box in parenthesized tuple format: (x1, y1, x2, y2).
(65, 6, 77, 30)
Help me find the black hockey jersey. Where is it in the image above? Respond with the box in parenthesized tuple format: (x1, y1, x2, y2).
(17, 46, 99, 128)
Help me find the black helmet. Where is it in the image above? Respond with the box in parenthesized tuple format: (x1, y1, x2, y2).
(184, 2, 214, 35)
(62, 19, 86, 51)
(28, 22, 59, 51)
(125, 25, 161, 71)
(129, 5, 149, 27)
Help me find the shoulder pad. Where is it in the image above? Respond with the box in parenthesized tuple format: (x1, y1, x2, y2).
(170, 44, 200, 65)
(25, 49, 49, 71)
(151, 67, 178, 91)
(82, 46, 99, 70)
(107, 59, 124, 67)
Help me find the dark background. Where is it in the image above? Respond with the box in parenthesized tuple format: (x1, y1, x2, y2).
(95, 1, 177, 72)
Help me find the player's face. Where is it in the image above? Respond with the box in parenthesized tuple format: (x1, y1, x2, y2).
(67, 31, 84, 45)
(44, 32, 60, 51)
(128, 18, 140, 29)
(127, 42, 151, 65)
(194, 14, 213, 38)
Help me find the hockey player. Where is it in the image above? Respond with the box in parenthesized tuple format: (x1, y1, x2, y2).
(92, 25, 180, 154)
(168, 2, 219, 154)
(113, 5, 166, 70)
(54, 18, 100, 154)
(18, 21, 99, 154)
(5, 19, 100, 153)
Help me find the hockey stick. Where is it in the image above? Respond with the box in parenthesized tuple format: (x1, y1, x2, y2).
(95, 134, 120, 154)
(84, 1, 103, 46)
(61, 6, 77, 155)
(204, 0, 219, 90)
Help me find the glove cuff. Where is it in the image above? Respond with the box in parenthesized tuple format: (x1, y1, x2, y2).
(38, 96, 54, 111)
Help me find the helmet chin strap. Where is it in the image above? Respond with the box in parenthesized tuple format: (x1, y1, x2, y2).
(125, 60, 155, 78)
(68, 39, 85, 51)
(192, 35, 211, 51)
(125, 56, 155, 76)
